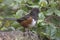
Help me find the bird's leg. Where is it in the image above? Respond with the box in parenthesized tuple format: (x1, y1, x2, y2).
(23, 27, 33, 40)
(23, 27, 29, 36)
(26, 28, 33, 40)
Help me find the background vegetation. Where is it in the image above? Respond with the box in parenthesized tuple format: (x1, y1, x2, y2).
(0, 0, 60, 40)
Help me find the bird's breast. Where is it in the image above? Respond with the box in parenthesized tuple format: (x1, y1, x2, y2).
(28, 19, 36, 27)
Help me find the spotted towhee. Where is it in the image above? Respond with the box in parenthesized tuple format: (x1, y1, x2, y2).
(17, 8, 40, 37)
(17, 8, 39, 28)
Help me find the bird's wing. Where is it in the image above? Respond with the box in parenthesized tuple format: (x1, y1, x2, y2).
(17, 14, 30, 23)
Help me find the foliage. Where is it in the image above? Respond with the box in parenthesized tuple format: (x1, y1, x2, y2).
(0, 0, 60, 40)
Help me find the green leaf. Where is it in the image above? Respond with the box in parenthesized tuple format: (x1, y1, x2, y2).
(38, 12, 45, 20)
(54, 9, 60, 16)
(50, 1, 57, 8)
(29, 5, 39, 8)
(1, 27, 7, 31)
(27, 0, 33, 5)
(46, 9, 53, 15)
(56, 28, 60, 37)
(39, 0, 48, 7)
(11, 22, 21, 29)
(14, 0, 22, 3)
(3, 0, 14, 5)
(15, 10, 27, 18)
(46, 23, 57, 39)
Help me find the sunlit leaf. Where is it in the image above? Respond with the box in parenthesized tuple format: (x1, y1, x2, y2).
(46, 9, 53, 15)
(50, 1, 57, 8)
(54, 9, 60, 16)
(45, 23, 57, 39)
(4, 20, 11, 27)
(39, 0, 48, 7)
(11, 22, 21, 29)
(29, 5, 39, 8)
(15, 10, 27, 18)
(38, 12, 45, 20)
(27, 0, 33, 5)
(1, 27, 7, 31)
(14, 0, 23, 3)
(3, 0, 14, 5)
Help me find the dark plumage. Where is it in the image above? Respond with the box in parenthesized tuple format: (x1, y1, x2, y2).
(17, 8, 39, 28)
(17, 8, 40, 37)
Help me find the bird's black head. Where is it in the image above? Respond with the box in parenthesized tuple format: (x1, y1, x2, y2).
(30, 8, 40, 15)
(30, 8, 40, 20)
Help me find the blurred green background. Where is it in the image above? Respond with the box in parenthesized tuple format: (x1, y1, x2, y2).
(0, 0, 60, 40)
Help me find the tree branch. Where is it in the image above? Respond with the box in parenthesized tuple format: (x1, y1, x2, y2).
(0, 31, 40, 40)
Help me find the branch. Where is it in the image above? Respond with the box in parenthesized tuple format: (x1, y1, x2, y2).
(0, 31, 40, 40)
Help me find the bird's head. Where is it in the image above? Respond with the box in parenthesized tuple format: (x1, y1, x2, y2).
(30, 8, 40, 15)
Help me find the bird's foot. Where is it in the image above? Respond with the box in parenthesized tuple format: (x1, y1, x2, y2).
(23, 32, 28, 36)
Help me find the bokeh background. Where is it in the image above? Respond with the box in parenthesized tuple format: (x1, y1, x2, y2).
(0, 0, 60, 40)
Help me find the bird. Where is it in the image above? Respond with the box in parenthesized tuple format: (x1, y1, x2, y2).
(16, 8, 40, 36)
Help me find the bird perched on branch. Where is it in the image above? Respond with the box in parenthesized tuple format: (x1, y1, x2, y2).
(17, 8, 40, 36)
